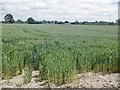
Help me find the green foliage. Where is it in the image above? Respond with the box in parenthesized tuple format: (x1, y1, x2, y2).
(27, 17, 36, 24)
(39, 43, 76, 85)
(22, 66, 32, 84)
(4, 14, 15, 23)
(2, 24, 119, 85)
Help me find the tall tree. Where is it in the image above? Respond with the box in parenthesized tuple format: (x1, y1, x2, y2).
(64, 21, 69, 23)
(4, 14, 15, 23)
(27, 17, 35, 24)
(16, 19, 23, 23)
(116, 19, 120, 25)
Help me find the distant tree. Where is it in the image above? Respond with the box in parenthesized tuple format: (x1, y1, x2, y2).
(51, 21, 54, 24)
(47, 21, 51, 24)
(71, 20, 80, 24)
(27, 17, 35, 24)
(42, 20, 47, 24)
(91, 22, 95, 25)
(95, 21, 98, 23)
(36, 21, 40, 24)
(58, 21, 64, 24)
(54, 21, 59, 24)
(82, 21, 88, 25)
(71, 22, 75, 24)
(16, 19, 23, 23)
(116, 19, 120, 25)
(64, 21, 69, 23)
(75, 20, 79, 24)
(99, 21, 108, 25)
(35, 21, 43, 24)
(94, 21, 98, 25)
(1, 21, 6, 23)
(4, 14, 15, 23)
(109, 22, 114, 25)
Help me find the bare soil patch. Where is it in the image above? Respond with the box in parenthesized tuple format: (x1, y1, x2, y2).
(0, 71, 120, 88)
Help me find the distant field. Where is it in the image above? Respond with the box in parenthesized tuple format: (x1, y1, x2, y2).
(1, 24, 119, 85)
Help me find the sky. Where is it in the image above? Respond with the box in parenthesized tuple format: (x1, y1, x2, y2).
(0, 0, 119, 22)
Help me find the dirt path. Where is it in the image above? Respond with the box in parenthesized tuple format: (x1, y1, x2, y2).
(0, 71, 120, 88)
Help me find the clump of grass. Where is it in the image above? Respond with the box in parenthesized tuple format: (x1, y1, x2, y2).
(39, 44, 76, 85)
(22, 65, 32, 84)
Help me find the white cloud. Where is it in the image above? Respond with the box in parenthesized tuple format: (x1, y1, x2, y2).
(1, 0, 119, 21)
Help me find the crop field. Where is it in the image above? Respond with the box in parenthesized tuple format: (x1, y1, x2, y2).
(1, 24, 119, 85)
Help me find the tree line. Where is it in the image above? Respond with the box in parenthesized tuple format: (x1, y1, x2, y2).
(2, 14, 120, 25)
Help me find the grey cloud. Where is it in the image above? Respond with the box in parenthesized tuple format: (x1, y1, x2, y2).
(1, 0, 118, 21)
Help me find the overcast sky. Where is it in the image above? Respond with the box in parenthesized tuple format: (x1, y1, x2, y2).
(0, 0, 119, 22)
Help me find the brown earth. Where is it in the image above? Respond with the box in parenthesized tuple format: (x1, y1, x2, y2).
(0, 71, 120, 89)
